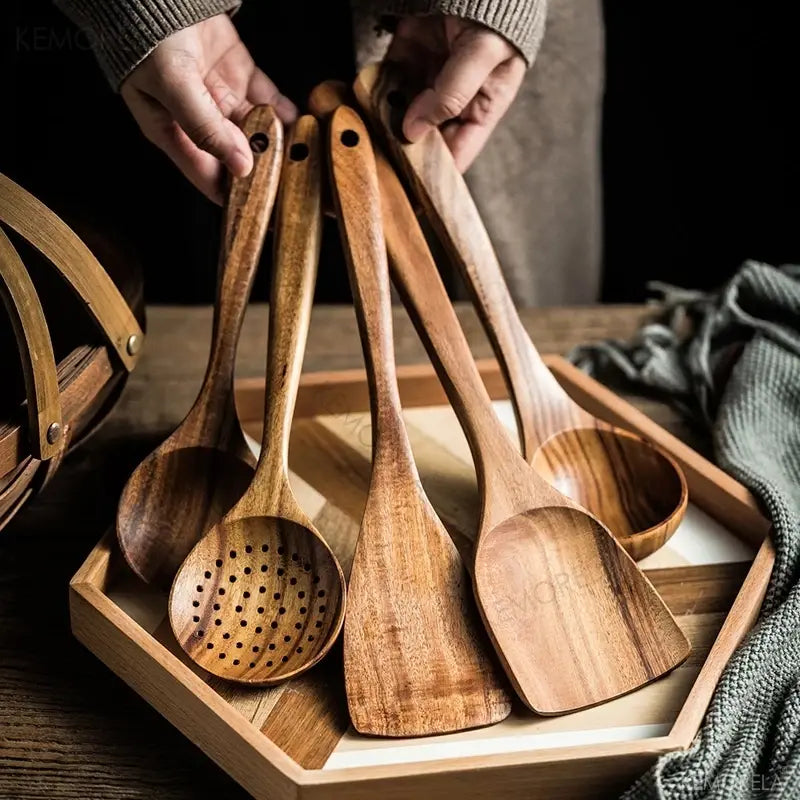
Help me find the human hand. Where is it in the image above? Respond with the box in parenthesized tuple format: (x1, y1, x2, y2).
(121, 14, 297, 203)
(386, 15, 526, 172)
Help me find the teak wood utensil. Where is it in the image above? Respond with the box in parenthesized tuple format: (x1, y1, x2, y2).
(357, 111, 691, 715)
(354, 65, 688, 561)
(327, 104, 512, 736)
(117, 106, 283, 589)
(169, 116, 346, 685)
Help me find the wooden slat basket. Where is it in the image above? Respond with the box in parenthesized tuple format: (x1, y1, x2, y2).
(70, 357, 774, 800)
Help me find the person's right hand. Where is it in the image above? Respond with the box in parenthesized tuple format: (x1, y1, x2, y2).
(121, 14, 297, 204)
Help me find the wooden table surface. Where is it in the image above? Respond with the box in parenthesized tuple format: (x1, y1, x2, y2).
(0, 303, 701, 800)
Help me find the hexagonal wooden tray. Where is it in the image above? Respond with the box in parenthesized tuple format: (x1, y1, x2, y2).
(70, 357, 774, 800)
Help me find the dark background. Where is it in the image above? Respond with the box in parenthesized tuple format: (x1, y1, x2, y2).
(2, 0, 799, 305)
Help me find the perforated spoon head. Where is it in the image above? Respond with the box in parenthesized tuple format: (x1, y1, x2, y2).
(118, 445, 254, 588)
(169, 515, 345, 684)
(474, 504, 690, 715)
(531, 426, 688, 560)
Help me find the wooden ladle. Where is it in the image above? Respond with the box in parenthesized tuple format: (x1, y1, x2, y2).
(355, 65, 688, 561)
(354, 107, 691, 714)
(328, 105, 512, 737)
(117, 106, 283, 588)
(169, 116, 346, 684)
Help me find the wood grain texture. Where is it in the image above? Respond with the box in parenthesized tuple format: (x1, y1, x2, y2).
(0, 227, 62, 461)
(170, 116, 346, 686)
(328, 105, 511, 737)
(3, 303, 726, 800)
(545, 359, 771, 550)
(0, 345, 122, 533)
(0, 172, 142, 372)
(354, 64, 688, 561)
(371, 136, 691, 714)
(65, 366, 772, 800)
(116, 106, 283, 589)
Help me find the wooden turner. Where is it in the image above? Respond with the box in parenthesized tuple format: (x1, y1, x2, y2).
(328, 105, 512, 736)
(354, 64, 688, 561)
(358, 108, 691, 714)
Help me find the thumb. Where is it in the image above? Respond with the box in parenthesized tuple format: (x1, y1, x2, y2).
(156, 68, 253, 177)
(402, 35, 506, 141)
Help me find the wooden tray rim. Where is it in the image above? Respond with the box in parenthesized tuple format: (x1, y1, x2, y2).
(69, 356, 775, 798)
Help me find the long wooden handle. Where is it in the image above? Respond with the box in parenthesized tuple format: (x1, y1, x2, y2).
(201, 106, 283, 405)
(375, 149, 524, 482)
(250, 116, 323, 505)
(0, 172, 143, 371)
(354, 64, 586, 457)
(309, 80, 518, 477)
(0, 228, 62, 460)
(328, 106, 415, 474)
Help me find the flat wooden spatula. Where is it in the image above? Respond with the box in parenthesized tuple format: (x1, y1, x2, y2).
(328, 104, 512, 736)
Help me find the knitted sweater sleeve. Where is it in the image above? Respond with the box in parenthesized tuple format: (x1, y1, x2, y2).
(376, 0, 547, 65)
(53, 0, 241, 89)
(54, 0, 546, 91)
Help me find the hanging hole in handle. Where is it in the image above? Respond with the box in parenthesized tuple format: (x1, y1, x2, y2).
(340, 130, 359, 148)
(386, 90, 406, 110)
(289, 142, 310, 161)
(250, 133, 269, 153)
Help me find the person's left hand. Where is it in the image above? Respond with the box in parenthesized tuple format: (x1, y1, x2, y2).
(386, 15, 526, 172)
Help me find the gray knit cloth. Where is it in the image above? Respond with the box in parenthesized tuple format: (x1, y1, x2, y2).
(571, 261, 800, 799)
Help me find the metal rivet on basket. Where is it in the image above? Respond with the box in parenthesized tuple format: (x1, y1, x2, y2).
(126, 334, 141, 356)
(46, 422, 62, 444)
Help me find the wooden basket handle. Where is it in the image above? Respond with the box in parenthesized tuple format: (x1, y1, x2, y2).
(0, 227, 63, 460)
(0, 173, 144, 371)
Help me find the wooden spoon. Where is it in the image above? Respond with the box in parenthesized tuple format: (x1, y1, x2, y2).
(343, 106, 691, 714)
(169, 116, 346, 684)
(117, 106, 283, 588)
(354, 64, 688, 561)
(328, 105, 512, 736)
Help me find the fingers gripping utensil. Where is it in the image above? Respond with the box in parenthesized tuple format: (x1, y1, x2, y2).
(169, 116, 346, 684)
(364, 113, 691, 714)
(355, 65, 688, 561)
(328, 105, 512, 736)
(117, 106, 283, 588)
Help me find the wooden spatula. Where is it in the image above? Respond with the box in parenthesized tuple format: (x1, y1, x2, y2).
(328, 105, 512, 736)
(354, 109, 691, 715)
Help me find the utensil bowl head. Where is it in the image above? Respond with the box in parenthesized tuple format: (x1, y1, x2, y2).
(169, 515, 345, 684)
(117, 446, 254, 588)
(530, 428, 687, 559)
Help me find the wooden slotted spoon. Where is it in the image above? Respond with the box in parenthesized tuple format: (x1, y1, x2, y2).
(355, 65, 688, 561)
(328, 105, 512, 736)
(169, 116, 346, 684)
(117, 106, 282, 589)
(357, 108, 691, 714)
